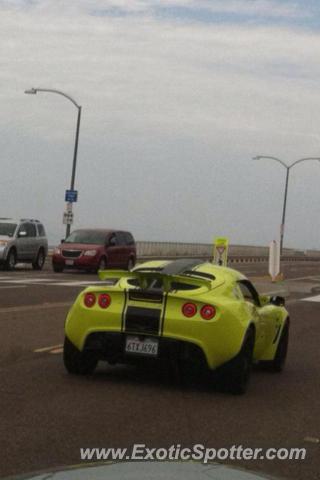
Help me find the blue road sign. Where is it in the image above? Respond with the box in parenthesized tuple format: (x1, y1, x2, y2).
(65, 190, 78, 203)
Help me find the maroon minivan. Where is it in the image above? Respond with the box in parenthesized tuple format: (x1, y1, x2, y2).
(52, 229, 136, 273)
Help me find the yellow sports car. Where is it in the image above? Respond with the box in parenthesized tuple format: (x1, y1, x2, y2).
(63, 259, 289, 393)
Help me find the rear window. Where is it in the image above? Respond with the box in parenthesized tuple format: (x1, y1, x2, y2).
(116, 232, 127, 245)
(65, 230, 107, 245)
(37, 224, 46, 237)
(25, 223, 36, 237)
(127, 277, 199, 291)
(0, 223, 17, 237)
(125, 232, 135, 245)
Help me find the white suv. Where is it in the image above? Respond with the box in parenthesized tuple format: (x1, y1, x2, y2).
(0, 218, 48, 270)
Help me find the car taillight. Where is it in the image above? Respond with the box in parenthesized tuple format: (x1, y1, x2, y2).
(98, 293, 111, 309)
(84, 293, 96, 308)
(200, 304, 216, 320)
(182, 302, 197, 317)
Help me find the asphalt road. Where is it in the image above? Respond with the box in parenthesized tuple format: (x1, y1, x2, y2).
(0, 260, 319, 479)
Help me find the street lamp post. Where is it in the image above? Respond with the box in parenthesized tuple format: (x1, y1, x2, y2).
(253, 155, 320, 255)
(25, 88, 82, 239)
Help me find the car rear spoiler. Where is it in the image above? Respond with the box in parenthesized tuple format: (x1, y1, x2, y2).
(98, 269, 213, 292)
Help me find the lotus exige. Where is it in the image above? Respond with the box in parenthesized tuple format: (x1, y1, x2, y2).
(63, 259, 289, 393)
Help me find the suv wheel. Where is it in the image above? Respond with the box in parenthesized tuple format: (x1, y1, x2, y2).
(32, 249, 45, 270)
(5, 249, 16, 271)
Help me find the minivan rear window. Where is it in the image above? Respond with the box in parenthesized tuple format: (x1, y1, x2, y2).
(65, 230, 107, 245)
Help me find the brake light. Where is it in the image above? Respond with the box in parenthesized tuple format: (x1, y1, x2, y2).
(200, 304, 216, 320)
(98, 293, 111, 309)
(84, 293, 96, 308)
(182, 302, 197, 317)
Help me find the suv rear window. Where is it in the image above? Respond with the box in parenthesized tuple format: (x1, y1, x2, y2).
(0, 223, 17, 237)
(37, 224, 46, 237)
(25, 223, 37, 237)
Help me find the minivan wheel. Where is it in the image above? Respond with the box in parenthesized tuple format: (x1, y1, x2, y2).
(53, 264, 64, 273)
(5, 249, 16, 271)
(32, 249, 45, 270)
(96, 257, 107, 272)
(127, 258, 135, 271)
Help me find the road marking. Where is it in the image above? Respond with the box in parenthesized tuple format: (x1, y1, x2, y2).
(304, 436, 320, 444)
(49, 280, 114, 287)
(0, 285, 26, 290)
(0, 277, 113, 287)
(0, 301, 71, 314)
(301, 294, 320, 302)
(34, 344, 63, 353)
(262, 290, 287, 296)
(50, 347, 63, 354)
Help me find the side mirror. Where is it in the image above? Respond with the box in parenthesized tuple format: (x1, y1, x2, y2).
(270, 295, 285, 306)
(61, 239, 65, 243)
(259, 294, 270, 306)
(18, 231, 27, 238)
(108, 238, 116, 247)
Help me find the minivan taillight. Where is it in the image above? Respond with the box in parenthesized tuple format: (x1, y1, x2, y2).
(98, 293, 111, 309)
(84, 293, 96, 308)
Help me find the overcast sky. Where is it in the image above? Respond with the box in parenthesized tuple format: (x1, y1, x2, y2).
(1, 0, 320, 248)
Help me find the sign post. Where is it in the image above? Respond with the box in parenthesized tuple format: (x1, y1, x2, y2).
(213, 237, 229, 266)
(65, 190, 78, 203)
(63, 209, 74, 226)
(64, 190, 78, 237)
(269, 240, 280, 282)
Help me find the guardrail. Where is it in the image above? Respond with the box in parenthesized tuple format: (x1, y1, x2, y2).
(48, 241, 320, 263)
(136, 241, 320, 263)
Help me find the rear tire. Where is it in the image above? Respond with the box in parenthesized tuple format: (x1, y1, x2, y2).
(63, 337, 98, 375)
(264, 322, 289, 372)
(32, 249, 45, 270)
(5, 249, 16, 271)
(219, 329, 254, 395)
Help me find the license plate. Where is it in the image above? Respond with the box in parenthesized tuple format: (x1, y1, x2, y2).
(66, 260, 74, 266)
(125, 336, 159, 357)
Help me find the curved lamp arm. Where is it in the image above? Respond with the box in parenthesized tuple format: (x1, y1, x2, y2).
(289, 157, 320, 169)
(252, 155, 288, 169)
(25, 88, 81, 109)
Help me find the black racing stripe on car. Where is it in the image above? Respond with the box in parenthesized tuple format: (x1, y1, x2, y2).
(133, 267, 164, 272)
(159, 293, 169, 337)
(121, 289, 128, 332)
(161, 258, 204, 275)
(124, 306, 161, 335)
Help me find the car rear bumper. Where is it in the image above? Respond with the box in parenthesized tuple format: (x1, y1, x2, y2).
(0, 246, 8, 261)
(52, 254, 99, 270)
(81, 331, 209, 369)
